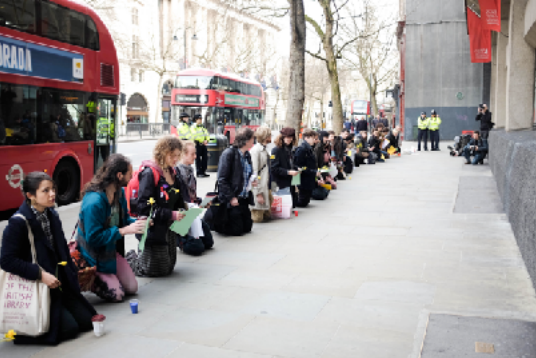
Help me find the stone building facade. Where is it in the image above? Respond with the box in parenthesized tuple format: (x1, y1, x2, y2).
(80, 0, 284, 134)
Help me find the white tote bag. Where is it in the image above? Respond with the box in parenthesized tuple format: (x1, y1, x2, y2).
(0, 214, 51, 336)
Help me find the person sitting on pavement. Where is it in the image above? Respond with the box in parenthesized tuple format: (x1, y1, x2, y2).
(340, 129, 354, 174)
(462, 131, 488, 165)
(176, 140, 214, 253)
(76, 154, 142, 301)
(1, 172, 97, 344)
(315, 131, 337, 189)
(385, 126, 402, 154)
(127, 136, 204, 277)
(355, 130, 375, 165)
(250, 127, 274, 223)
(294, 129, 324, 207)
(216, 127, 256, 236)
(271, 127, 300, 208)
(368, 128, 385, 162)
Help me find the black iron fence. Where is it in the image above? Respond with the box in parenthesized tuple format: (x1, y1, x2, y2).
(125, 123, 171, 139)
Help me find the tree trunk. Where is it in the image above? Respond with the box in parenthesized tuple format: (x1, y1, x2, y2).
(285, 0, 306, 134)
(320, 2, 343, 134)
(154, 73, 164, 123)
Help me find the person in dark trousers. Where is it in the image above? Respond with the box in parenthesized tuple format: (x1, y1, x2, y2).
(428, 110, 442, 151)
(355, 116, 368, 134)
(386, 126, 402, 154)
(355, 130, 375, 165)
(462, 131, 488, 165)
(476, 104, 493, 139)
(271, 127, 300, 208)
(417, 112, 429, 151)
(368, 128, 384, 162)
(379, 115, 389, 128)
(217, 127, 256, 236)
(1, 172, 97, 345)
(176, 140, 214, 251)
(294, 129, 323, 207)
(191, 114, 210, 177)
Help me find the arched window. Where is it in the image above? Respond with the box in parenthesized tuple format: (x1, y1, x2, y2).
(127, 93, 148, 112)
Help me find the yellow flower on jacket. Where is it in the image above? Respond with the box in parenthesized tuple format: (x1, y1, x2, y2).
(58, 261, 67, 266)
(148, 197, 156, 205)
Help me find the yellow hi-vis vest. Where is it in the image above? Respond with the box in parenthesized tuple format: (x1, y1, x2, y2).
(191, 124, 209, 143)
(87, 101, 96, 113)
(97, 117, 114, 143)
(428, 116, 442, 131)
(418, 117, 430, 130)
(177, 122, 193, 140)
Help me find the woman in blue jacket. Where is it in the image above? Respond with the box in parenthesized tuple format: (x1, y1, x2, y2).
(1, 172, 96, 345)
(77, 154, 146, 302)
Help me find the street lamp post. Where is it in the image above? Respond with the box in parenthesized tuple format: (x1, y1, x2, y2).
(173, 27, 197, 69)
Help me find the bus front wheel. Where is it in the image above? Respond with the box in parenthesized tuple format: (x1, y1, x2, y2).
(53, 159, 80, 206)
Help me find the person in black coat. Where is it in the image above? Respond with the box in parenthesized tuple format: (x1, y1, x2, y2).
(355, 116, 368, 133)
(1, 172, 96, 345)
(294, 129, 323, 207)
(217, 127, 256, 236)
(271, 127, 300, 207)
(476, 104, 493, 139)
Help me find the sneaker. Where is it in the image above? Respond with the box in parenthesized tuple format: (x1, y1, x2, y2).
(465, 161, 471, 165)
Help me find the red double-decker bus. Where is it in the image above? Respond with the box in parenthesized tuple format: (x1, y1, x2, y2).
(0, 0, 119, 214)
(171, 69, 265, 143)
(351, 99, 371, 119)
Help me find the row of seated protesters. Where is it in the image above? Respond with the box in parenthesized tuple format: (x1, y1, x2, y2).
(0, 126, 402, 345)
(0, 137, 215, 345)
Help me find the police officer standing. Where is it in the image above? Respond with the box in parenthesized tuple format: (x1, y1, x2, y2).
(417, 112, 430, 151)
(177, 112, 193, 141)
(428, 110, 442, 151)
(191, 114, 210, 177)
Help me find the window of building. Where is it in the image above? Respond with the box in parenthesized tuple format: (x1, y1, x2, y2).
(131, 68, 137, 82)
(132, 35, 139, 59)
(132, 8, 138, 25)
(139, 70, 144, 83)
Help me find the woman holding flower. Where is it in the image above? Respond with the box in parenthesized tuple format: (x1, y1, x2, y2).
(127, 136, 199, 276)
(1, 172, 96, 345)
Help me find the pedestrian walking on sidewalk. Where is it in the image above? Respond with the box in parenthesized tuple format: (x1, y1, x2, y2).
(417, 112, 430, 151)
(216, 127, 256, 236)
(191, 114, 210, 177)
(250, 127, 274, 223)
(429, 110, 442, 151)
(1, 172, 97, 344)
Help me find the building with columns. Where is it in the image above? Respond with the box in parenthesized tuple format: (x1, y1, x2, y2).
(78, 0, 284, 133)
(476, 0, 536, 291)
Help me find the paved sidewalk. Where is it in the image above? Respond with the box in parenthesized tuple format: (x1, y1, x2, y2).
(1, 146, 535, 358)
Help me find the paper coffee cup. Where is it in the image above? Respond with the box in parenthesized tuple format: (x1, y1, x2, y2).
(92, 321, 105, 337)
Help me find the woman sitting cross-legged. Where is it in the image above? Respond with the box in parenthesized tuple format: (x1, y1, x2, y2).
(1, 172, 97, 344)
(77, 154, 143, 302)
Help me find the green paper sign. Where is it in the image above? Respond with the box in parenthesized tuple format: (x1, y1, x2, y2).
(169, 208, 205, 236)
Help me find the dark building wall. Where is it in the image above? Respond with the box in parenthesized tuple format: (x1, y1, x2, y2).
(404, 0, 484, 140)
(489, 130, 536, 290)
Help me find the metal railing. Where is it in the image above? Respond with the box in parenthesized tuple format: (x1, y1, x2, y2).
(125, 123, 171, 139)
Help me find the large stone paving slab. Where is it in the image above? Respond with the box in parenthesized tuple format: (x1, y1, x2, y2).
(1, 145, 535, 358)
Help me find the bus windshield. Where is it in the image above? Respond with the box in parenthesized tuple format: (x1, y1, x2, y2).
(175, 76, 214, 90)
(352, 100, 368, 115)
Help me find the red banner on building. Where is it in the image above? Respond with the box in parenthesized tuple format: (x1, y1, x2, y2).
(467, 8, 492, 63)
(479, 0, 501, 32)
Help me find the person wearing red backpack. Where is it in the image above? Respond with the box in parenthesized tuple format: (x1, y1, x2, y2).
(126, 136, 205, 276)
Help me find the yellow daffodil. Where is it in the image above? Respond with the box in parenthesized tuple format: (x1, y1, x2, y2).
(172, 189, 180, 193)
(148, 197, 156, 205)
(1, 330, 16, 342)
(302, 167, 307, 170)
(58, 261, 67, 266)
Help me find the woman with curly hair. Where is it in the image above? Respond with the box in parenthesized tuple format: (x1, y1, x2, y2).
(127, 136, 203, 276)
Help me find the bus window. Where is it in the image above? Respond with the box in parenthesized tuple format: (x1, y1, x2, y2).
(211, 76, 220, 90)
(0, 84, 37, 145)
(41, 1, 69, 43)
(69, 9, 86, 47)
(222, 78, 229, 92)
(41, 88, 87, 144)
(0, 0, 36, 34)
(86, 16, 99, 50)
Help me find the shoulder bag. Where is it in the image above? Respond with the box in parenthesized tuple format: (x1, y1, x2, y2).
(0, 214, 51, 336)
